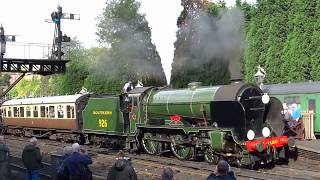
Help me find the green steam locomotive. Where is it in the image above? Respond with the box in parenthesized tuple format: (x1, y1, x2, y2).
(0, 82, 293, 167)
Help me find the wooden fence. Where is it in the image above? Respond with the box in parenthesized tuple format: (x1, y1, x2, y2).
(301, 110, 316, 140)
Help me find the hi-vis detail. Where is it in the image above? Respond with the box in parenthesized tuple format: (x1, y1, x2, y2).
(93, 111, 112, 115)
(98, 119, 108, 128)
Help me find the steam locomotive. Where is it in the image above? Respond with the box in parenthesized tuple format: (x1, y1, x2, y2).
(0, 82, 293, 168)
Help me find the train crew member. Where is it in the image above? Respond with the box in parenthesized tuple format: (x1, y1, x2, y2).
(161, 167, 174, 180)
(0, 136, 10, 180)
(63, 143, 93, 180)
(207, 160, 236, 180)
(22, 137, 42, 180)
(107, 150, 137, 180)
(123, 80, 134, 93)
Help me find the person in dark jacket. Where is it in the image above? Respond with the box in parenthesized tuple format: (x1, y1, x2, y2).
(161, 167, 174, 180)
(0, 136, 10, 180)
(207, 160, 236, 180)
(64, 143, 93, 180)
(56, 146, 72, 180)
(107, 150, 137, 180)
(22, 137, 42, 180)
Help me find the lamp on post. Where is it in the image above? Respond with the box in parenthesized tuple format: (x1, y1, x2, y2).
(254, 65, 266, 88)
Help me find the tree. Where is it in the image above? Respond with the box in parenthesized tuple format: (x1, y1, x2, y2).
(96, 0, 166, 92)
(243, 0, 319, 84)
(171, 1, 241, 88)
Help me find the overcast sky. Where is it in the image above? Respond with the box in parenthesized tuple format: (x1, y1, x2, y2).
(0, 0, 255, 82)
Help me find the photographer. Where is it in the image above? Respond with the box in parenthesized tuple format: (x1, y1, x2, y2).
(207, 160, 236, 180)
(107, 150, 137, 180)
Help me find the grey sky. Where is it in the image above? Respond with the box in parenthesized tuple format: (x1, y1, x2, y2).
(0, 0, 256, 82)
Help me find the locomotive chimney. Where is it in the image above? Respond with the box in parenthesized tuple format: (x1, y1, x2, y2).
(230, 78, 243, 84)
(188, 82, 202, 89)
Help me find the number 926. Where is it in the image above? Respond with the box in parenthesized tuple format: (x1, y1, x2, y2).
(98, 119, 108, 128)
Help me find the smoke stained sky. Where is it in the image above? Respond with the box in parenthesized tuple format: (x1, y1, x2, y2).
(0, 0, 256, 81)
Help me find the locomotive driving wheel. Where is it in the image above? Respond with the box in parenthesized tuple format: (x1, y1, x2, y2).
(142, 132, 161, 155)
(170, 134, 193, 160)
(204, 147, 219, 164)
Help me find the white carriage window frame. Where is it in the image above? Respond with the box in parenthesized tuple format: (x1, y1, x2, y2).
(13, 107, 19, 117)
(49, 106, 55, 118)
(7, 107, 12, 117)
(40, 106, 46, 118)
(33, 106, 39, 118)
(66, 105, 75, 119)
(57, 105, 64, 119)
(26, 106, 31, 117)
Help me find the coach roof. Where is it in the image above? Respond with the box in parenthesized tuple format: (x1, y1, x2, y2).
(2, 94, 85, 106)
(262, 81, 320, 94)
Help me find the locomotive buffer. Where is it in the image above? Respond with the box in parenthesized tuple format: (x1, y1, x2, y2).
(0, 6, 79, 98)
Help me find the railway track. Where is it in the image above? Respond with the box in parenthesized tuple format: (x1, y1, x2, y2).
(297, 147, 320, 161)
(5, 136, 320, 180)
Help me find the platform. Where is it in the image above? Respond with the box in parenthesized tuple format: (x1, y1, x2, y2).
(296, 139, 320, 153)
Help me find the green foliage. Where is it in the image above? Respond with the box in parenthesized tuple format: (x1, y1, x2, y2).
(0, 74, 10, 86)
(171, 0, 236, 88)
(243, 0, 320, 83)
(96, 0, 167, 91)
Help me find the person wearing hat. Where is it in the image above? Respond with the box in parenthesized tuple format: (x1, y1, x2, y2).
(207, 160, 236, 180)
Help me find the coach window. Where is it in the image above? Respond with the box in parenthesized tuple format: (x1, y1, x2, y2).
(57, 105, 64, 118)
(66, 105, 71, 118)
(71, 106, 75, 118)
(26, 106, 31, 117)
(33, 106, 38, 118)
(8, 107, 11, 117)
(40, 106, 45, 118)
(20, 107, 24, 117)
(49, 106, 55, 118)
(13, 107, 18, 117)
(2, 108, 6, 117)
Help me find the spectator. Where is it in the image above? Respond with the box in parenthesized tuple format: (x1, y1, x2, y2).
(22, 137, 42, 180)
(207, 160, 236, 180)
(62, 146, 72, 160)
(64, 143, 93, 180)
(161, 167, 174, 180)
(56, 146, 72, 180)
(0, 136, 10, 180)
(107, 150, 137, 180)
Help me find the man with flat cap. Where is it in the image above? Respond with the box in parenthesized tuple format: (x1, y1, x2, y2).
(207, 160, 236, 180)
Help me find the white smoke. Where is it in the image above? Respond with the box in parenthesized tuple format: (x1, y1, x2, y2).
(138, 0, 183, 84)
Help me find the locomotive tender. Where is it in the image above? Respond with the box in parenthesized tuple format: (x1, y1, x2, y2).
(0, 82, 292, 167)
